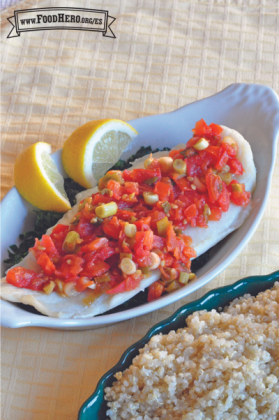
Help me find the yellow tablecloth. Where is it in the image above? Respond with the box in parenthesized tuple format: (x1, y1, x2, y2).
(1, 1, 279, 419)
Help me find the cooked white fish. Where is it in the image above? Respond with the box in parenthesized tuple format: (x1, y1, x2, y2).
(0, 126, 256, 318)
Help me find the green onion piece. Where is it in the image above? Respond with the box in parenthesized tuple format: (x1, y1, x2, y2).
(174, 227, 183, 236)
(219, 172, 232, 185)
(178, 272, 190, 284)
(157, 217, 169, 237)
(144, 177, 159, 185)
(62, 231, 80, 253)
(120, 253, 132, 260)
(95, 273, 111, 283)
(141, 266, 150, 275)
(162, 201, 171, 214)
(232, 183, 243, 192)
(95, 202, 118, 218)
(166, 280, 180, 293)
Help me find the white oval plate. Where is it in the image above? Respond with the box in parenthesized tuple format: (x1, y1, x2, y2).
(1, 83, 279, 330)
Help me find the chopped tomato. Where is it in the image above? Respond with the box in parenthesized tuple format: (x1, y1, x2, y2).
(147, 281, 164, 301)
(82, 259, 110, 278)
(6, 267, 43, 290)
(106, 273, 142, 294)
(76, 218, 96, 238)
(50, 224, 69, 254)
(60, 255, 85, 279)
(50, 224, 69, 236)
(36, 252, 56, 275)
(152, 234, 166, 250)
(221, 142, 237, 158)
(75, 277, 93, 292)
(134, 230, 153, 257)
(92, 193, 112, 205)
(229, 181, 251, 206)
(102, 216, 121, 239)
(228, 158, 244, 175)
(123, 182, 139, 195)
(218, 183, 231, 212)
(184, 204, 198, 220)
(186, 155, 203, 177)
(81, 237, 109, 253)
(215, 150, 229, 171)
(168, 149, 185, 161)
(206, 173, 223, 203)
(166, 224, 184, 258)
(208, 207, 222, 221)
(150, 210, 166, 230)
(154, 181, 172, 201)
(206, 145, 221, 159)
(123, 168, 161, 183)
(116, 209, 137, 221)
(107, 180, 122, 200)
(135, 217, 151, 231)
(172, 173, 190, 191)
(191, 119, 222, 138)
(183, 247, 197, 259)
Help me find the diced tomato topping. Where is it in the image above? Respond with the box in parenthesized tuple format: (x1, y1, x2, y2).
(172, 173, 190, 191)
(123, 182, 139, 195)
(154, 181, 172, 201)
(92, 193, 112, 205)
(102, 216, 121, 240)
(218, 182, 231, 212)
(228, 158, 244, 175)
(9, 119, 251, 301)
(36, 252, 56, 275)
(186, 155, 203, 177)
(134, 217, 151, 231)
(152, 235, 166, 250)
(106, 272, 143, 294)
(123, 168, 161, 183)
(82, 259, 110, 278)
(221, 142, 237, 158)
(75, 277, 93, 292)
(6, 267, 43, 290)
(134, 231, 154, 257)
(206, 145, 221, 159)
(215, 150, 229, 171)
(50, 224, 69, 254)
(76, 218, 96, 238)
(107, 180, 122, 200)
(209, 207, 222, 221)
(147, 281, 164, 301)
(60, 255, 85, 279)
(81, 237, 109, 253)
(184, 204, 198, 220)
(191, 119, 222, 139)
(229, 180, 251, 206)
(206, 173, 223, 203)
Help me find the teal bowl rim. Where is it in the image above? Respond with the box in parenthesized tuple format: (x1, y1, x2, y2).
(78, 270, 279, 420)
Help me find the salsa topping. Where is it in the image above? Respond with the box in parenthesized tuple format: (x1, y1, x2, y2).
(6, 120, 251, 303)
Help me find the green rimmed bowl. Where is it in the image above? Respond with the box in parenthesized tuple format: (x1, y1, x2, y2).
(78, 270, 279, 419)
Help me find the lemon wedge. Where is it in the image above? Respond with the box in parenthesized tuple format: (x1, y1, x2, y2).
(61, 119, 138, 188)
(14, 142, 71, 212)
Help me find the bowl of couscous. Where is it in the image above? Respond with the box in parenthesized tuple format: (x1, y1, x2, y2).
(79, 270, 279, 420)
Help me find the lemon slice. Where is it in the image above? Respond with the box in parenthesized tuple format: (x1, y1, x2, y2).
(14, 142, 71, 212)
(61, 119, 138, 188)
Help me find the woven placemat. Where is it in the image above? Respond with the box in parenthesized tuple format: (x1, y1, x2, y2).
(1, 1, 279, 419)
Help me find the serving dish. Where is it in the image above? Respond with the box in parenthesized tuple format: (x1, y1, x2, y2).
(78, 270, 279, 420)
(1, 83, 279, 329)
